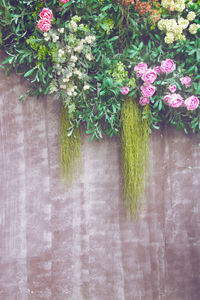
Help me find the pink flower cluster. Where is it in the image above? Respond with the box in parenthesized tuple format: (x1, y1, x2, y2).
(165, 76, 199, 110)
(134, 59, 199, 110)
(134, 59, 176, 106)
(37, 8, 53, 32)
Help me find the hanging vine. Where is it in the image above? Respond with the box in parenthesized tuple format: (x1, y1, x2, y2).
(59, 104, 82, 185)
(121, 97, 150, 217)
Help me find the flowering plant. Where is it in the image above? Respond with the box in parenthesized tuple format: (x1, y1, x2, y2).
(0, 0, 199, 216)
(0, 0, 200, 139)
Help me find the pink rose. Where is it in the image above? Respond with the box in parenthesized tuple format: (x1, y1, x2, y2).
(169, 84, 177, 93)
(169, 94, 184, 108)
(121, 86, 129, 95)
(134, 62, 148, 77)
(139, 97, 150, 106)
(39, 8, 53, 21)
(59, 0, 70, 3)
(142, 69, 157, 84)
(184, 95, 199, 110)
(180, 76, 191, 88)
(164, 93, 184, 108)
(161, 59, 176, 73)
(163, 94, 171, 104)
(154, 66, 162, 74)
(140, 84, 156, 97)
(37, 18, 51, 32)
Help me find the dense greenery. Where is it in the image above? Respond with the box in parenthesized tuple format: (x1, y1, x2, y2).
(0, 0, 200, 140)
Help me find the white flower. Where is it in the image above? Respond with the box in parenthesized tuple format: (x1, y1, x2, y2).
(58, 28, 65, 34)
(74, 45, 83, 53)
(58, 49, 65, 57)
(158, 19, 166, 31)
(70, 55, 78, 63)
(164, 32, 174, 44)
(187, 11, 196, 21)
(85, 36, 92, 44)
(85, 53, 93, 61)
(189, 23, 200, 34)
(67, 91, 72, 96)
(83, 85, 90, 90)
(70, 20, 78, 31)
(178, 17, 189, 29)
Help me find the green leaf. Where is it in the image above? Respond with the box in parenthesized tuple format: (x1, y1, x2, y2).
(24, 67, 37, 77)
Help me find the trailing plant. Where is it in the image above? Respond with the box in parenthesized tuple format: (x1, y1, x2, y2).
(121, 98, 150, 217)
(59, 104, 82, 185)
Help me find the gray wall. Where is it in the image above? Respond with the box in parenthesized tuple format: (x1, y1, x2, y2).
(0, 54, 200, 300)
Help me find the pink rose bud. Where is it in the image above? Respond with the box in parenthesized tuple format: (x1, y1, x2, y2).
(142, 69, 157, 84)
(39, 8, 53, 21)
(121, 86, 129, 95)
(161, 59, 176, 73)
(139, 97, 150, 106)
(37, 18, 51, 32)
(180, 76, 191, 88)
(169, 84, 177, 93)
(184, 95, 199, 110)
(140, 84, 156, 97)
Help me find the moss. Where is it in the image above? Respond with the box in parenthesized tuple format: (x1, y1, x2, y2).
(59, 104, 82, 186)
(121, 97, 150, 218)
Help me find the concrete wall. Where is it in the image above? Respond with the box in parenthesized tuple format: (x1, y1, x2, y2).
(0, 54, 200, 300)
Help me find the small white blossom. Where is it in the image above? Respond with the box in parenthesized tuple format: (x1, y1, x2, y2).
(187, 11, 196, 21)
(70, 55, 78, 63)
(83, 85, 90, 90)
(85, 53, 93, 61)
(70, 20, 78, 31)
(58, 28, 65, 34)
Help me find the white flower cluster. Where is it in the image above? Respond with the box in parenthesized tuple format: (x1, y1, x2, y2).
(161, 0, 186, 12)
(50, 16, 96, 101)
(157, 10, 198, 43)
(44, 31, 59, 43)
(189, 23, 200, 34)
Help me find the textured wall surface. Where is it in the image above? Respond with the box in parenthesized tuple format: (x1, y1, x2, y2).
(0, 55, 200, 300)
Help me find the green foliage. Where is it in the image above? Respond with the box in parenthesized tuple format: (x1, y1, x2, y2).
(0, 0, 200, 139)
(121, 98, 150, 218)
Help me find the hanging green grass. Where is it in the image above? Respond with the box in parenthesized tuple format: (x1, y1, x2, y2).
(121, 97, 150, 218)
(59, 104, 82, 186)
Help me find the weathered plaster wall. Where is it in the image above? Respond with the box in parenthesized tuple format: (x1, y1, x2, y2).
(0, 55, 200, 300)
